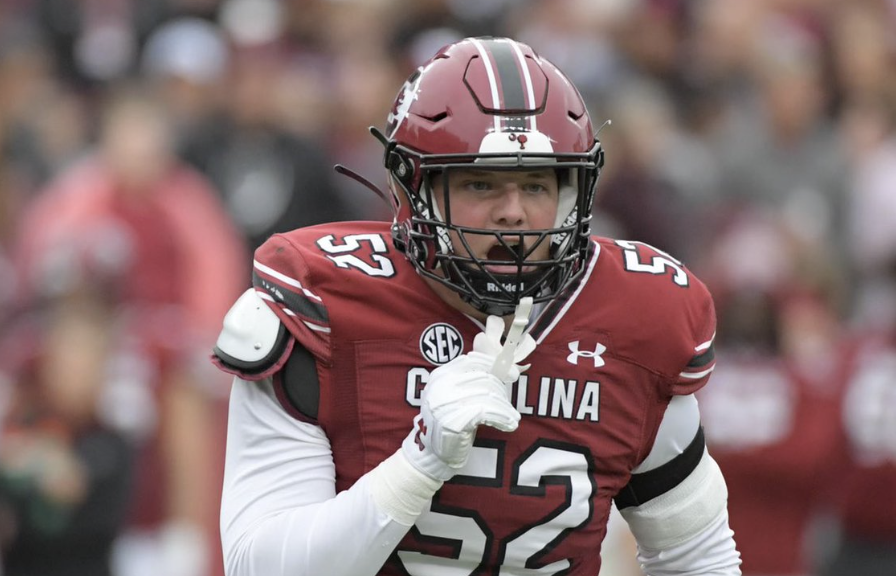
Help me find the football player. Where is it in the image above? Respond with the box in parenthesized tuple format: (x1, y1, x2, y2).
(213, 37, 742, 575)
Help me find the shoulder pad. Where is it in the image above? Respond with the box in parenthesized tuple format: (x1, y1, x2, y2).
(213, 289, 291, 378)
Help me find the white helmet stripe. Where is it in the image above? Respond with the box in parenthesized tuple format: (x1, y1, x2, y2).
(508, 40, 537, 132)
(468, 37, 502, 133)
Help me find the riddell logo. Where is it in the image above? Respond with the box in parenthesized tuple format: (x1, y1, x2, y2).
(420, 323, 464, 365)
(486, 282, 525, 293)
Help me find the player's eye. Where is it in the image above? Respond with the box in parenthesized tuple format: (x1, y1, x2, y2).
(465, 180, 492, 192)
(523, 183, 549, 194)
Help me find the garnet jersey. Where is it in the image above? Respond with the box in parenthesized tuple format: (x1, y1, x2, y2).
(241, 220, 716, 575)
(697, 351, 843, 574)
(836, 333, 896, 540)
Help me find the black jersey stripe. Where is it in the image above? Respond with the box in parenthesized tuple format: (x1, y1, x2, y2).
(687, 344, 715, 368)
(253, 271, 329, 324)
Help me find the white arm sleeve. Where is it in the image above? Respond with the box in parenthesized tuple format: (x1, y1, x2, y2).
(635, 506, 741, 576)
(620, 394, 742, 575)
(633, 394, 701, 473)
(220, 377, 436, 576)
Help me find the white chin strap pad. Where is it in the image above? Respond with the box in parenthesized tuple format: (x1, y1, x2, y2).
(619, 450, 729, 550)
(215, 288, 284, 364)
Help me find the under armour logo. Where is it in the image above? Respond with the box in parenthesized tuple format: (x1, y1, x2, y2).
(567, 341, 606, 367)
(508, 133, 528, 150)
(414, 419, 428, 451)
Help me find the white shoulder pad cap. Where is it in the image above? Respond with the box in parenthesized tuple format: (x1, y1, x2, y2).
(216, 288, 284, 364)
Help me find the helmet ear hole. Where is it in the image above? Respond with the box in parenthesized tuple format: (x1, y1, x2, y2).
(391, 222, 408, 254)
(409, 235, 428, 264)
(388, 151, 415, 183)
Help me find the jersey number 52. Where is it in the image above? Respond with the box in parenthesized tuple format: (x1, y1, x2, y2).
(399, 440, 595, 575)
(317, 233, 397, 278)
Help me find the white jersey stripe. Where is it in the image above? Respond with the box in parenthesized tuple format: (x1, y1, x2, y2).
(695, 335, 715, 352)
(257, 291, 275, 302)
(535, 240, 602, 345)
(679, 366, 715, 380)
(257, 289, 330, 333)
(303, 321, 332, 334)
(258, 291, 296, 316)
(254, 260, 323, 302)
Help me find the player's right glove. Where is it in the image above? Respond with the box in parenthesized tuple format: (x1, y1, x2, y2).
(401, 309, 536, 482)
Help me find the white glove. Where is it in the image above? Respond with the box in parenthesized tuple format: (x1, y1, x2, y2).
(402, 302, 537, 482)
(473, 315, 536, 384)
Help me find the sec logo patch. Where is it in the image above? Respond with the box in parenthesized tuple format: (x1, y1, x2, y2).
(419, 323, 464, 365)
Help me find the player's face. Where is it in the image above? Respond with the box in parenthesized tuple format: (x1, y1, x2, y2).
(436, 169, 560, 273)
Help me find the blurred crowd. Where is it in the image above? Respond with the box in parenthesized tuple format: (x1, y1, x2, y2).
(0, 0, 893, 575)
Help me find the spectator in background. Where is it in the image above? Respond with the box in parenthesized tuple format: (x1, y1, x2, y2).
(0, 279, 134, 576)
(824, 12, 896, 568)
(713, 15, 849, 262)
(0, 25, 90, 197)
(318, 0, 408, 222)
(180, 45, 355, 253)
(832, 0, 896, 330)
(592, 78, 719, 264)
(696, 212, 847, 576)
(11, 85, 245, 576)
(827, 270, 896, 576)
(825, 3, 896, 558)
(141, 17, 230, 165)
(829, 2, 896, 114)
(0, 162, 20, 326)
(506, 0, 627, 103)
(14, 83, 246, 337)
(24, 0, 171, 87)
(840, 96, 896, 330)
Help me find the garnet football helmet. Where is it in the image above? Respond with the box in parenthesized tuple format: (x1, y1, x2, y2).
(358, 37, 604, 316)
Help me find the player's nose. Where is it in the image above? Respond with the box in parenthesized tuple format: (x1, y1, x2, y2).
(493, 186, 526, 227)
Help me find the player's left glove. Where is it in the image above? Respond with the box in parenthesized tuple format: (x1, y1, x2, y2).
(373, 300, 539, 526)
(401, 352, 517, 481)
(401, 301, 537, 482)
(470, 314, 536, 385)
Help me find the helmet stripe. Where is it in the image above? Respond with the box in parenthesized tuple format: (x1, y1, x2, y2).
(476, 38, 535, 134)
(508, 40, 538, 131)
(467, 38, 502, 133)
(488, 40, 526, 113)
